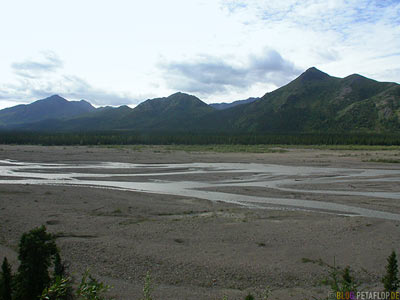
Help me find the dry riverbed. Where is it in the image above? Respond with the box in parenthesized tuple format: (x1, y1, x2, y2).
(1, 145, 400, 299)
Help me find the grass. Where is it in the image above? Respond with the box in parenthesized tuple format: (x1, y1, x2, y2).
(118, 217, 150, 225)
(97, 144, 288, 153)
(301, 257, 314, 264)
(363, 158, 400, 163)
(157, 210, 209, 217)
(91, 143, 400, 152)
(284, 144, 400, 151)
(95, 145, 145, 151)
(164, 144, 287, 153)
(301, 257, 326, 266)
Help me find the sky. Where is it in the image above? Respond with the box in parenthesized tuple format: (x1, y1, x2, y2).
(0, 0, 399, 109)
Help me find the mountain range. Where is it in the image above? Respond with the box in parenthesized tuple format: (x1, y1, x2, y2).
(209, 97, 259, 110)
(0, 67, 399, 133)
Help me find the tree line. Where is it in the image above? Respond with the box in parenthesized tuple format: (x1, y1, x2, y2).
(1, 131, 400, 146)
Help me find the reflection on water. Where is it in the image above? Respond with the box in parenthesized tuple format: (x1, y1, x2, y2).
(1, 159, 400, 220)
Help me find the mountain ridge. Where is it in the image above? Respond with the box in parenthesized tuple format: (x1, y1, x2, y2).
(1, 67, 399, 133)
(210, 97, 259, 110)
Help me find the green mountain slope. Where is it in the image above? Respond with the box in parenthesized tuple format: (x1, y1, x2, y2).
(115, 92, 215, 131)
(23, 105, 133, 131)
(212, 67, 399, 132)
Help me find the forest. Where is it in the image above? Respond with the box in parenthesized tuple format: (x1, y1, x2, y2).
(1, 131, 400, 146)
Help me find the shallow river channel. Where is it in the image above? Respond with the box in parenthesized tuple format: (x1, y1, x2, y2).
(1, 160, 400, 221)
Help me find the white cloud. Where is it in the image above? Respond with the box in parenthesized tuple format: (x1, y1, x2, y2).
(221, 0, 400, 29)
(219, 0, 400, 82)
(0, 53, 148, 106)
(11, 51, 63, 79)
(159, 49, 300, 97)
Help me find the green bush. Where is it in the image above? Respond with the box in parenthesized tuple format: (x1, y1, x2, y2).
(76, 270, 112, 300)
(142, 271, 153, 300)
(40, 277, 72, 300)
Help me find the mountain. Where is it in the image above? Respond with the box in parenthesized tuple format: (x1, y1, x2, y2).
(209, 67, 400, 132)
(0, 95, 95, 127)
(210, 97, 259, 110)
(23, 105, 133, 131)
(1, 68, 399, 133)
(13, 92, 214, 132)
(114, 92, 215, 131)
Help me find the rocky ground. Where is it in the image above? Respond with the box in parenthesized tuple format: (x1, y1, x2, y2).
(1, 145, 400, 299)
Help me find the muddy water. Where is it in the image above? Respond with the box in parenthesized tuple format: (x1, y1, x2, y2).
(1, 160, 400, 220)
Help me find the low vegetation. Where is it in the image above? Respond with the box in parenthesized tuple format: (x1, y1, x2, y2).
(364, 158, 400, 163)
(164, 144, 286, 153)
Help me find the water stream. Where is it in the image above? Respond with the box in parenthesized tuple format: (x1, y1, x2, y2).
(1, 159, 400, 220)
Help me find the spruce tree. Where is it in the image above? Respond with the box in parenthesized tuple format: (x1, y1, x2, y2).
(0, 257, 12, 300)
(14, 226, 58, 300)
(382, 251, 400, 292)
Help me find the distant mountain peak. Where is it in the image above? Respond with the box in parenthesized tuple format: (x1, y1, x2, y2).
(169, 92, 185, 96)
(306, 67, 319, 72)
(42, 94, 67, 102)
(167, 92, 197, 100)
(344, 73, 367, 81)
(210, 97, 259, 110)
(38, 95, 94, 110)
(299, 67, 330, 81)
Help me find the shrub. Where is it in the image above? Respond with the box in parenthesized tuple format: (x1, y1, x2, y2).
(142, 271, 153, 300)
(40, 277, 72, 300)
(76, 270, 112, 300)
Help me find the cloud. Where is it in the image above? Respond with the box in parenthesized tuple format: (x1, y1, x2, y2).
(0, 75, 141, 106)
(1, 53, 146, 107)
(54, 75, 139, 106)
(159, 49, 301, 96)
(218, 0, 400, 83)
(222, 1, 247, 14)
(220, 0, 400, 30)
(219, 0, 400, 53)
(11, 51, 63, 78)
